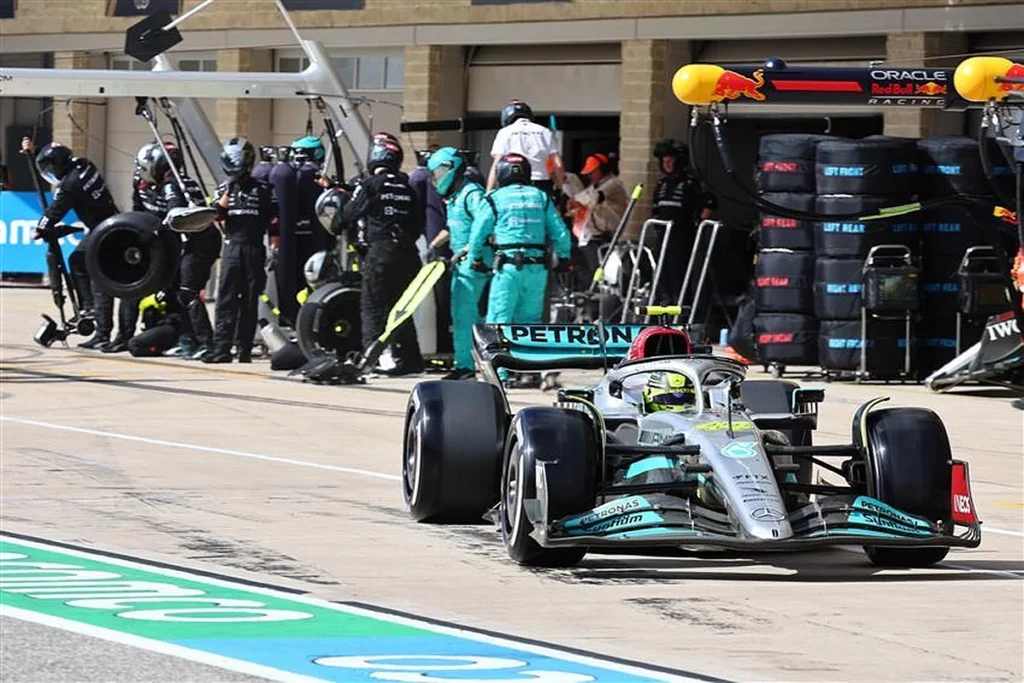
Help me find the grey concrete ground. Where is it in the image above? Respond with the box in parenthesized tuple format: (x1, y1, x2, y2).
(0, 617, 266, 683)
(1, 287, 1022, 682)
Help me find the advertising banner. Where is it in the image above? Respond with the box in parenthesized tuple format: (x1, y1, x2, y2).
(0, 191, 82, 276)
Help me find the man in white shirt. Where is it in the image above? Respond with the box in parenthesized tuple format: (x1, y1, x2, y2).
(487, 100, 565, 194)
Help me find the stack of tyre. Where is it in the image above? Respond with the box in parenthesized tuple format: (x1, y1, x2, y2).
(813, 136, 921, 377)
(916, 136, 1010, 375)
(752, 134, 828, 369)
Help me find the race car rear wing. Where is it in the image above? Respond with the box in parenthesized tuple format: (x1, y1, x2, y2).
(471, 323, 709, 385)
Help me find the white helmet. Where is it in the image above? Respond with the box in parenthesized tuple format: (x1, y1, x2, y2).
(315, 186, 350, 234)
(304, 251, 329, 289)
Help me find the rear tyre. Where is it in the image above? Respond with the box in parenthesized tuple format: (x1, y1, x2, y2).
(295, 282, 362, 361)
(862, 407, 953, 567)
(501, 408, 597, 567)
(403, 381, 508, 523)
(86, 212, 179, 298)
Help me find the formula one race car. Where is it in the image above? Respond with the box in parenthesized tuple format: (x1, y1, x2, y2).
(401, 314, 982, 568)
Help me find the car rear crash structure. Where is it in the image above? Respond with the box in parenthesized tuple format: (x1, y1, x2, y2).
(402, 317, 982, 569)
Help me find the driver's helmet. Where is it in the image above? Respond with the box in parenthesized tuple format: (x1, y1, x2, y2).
(642, 372, 696, 413)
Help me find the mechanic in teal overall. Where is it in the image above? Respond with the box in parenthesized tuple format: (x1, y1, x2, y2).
(466, 154, 571, 381)
(426, 147, 492, 380)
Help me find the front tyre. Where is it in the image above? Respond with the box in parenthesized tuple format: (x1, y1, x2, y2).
(501, 408, 597, 567)
(862, 407, 953, 568)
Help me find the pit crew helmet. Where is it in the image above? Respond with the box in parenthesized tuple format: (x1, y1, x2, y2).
(221, 137, 256, 180)
(495, 153, 531, 188)
(136, 141, 184, 185)
(368, 138, 403, 173)
(35, 143, 75, 186)
(426, 146, 465, 198)
(315, 185, 351, 235)
(643, 371, 697, 413)
(653, 138, 689, 172)
(291, 135, 326, 164)
(501, 100, 533, 127)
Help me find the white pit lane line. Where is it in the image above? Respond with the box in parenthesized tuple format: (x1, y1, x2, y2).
(0, 606, 326, 683)
(2, 415, 1022, 542)
(0, 416, 401, 482)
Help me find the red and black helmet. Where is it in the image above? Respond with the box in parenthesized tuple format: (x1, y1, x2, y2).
(495, 153, 531, 187)
(368, 138, 404, 173)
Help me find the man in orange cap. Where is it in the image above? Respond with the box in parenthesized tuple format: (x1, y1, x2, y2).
(568, 153, 628, 287)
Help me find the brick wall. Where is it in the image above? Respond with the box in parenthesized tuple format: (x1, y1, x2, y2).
(619, 39, 668, 239)
(883, 32, 969, 138)
(215, 49, 273, 146)
(401, 45, 465, 169)
(51, 53, 92, 156)
(1, 0, 1017, 34)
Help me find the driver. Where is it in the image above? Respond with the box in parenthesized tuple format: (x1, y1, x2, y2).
(642, 372, 697, 413)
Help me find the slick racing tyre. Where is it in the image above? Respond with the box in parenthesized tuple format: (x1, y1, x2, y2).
(501, 408, 597, 567)
(920, 204, 992, 259)
(403, 381, 509, 523)
(295, 282, 362, 361)
(818, 319, 909, 376)
(754, 249, 815, 314)
(753, 314, 819, 366)
(861, 407, 954, 567)
(814, 257, 864, 320)
(815, 136, 920, 196)
(756, 134, 833, 193)
(86, 212, 180, 299)
(758, 193, 816, 251)
(814, 195, 919, 258)
(917, 315, 985, 377)
(917, 135, 1014, 199)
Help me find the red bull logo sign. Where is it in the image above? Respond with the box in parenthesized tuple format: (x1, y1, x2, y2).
(711, 68, 766, 102)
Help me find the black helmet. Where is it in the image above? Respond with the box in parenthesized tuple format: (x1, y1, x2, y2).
(653, 139, 688, 164)
(35, 143, 75, 186)
(500, 100, 533, 127)
(136, 141, 183, 184)
(496, 153, 531, 187)
(221, 137, 256, 180)
(368, 138, 403, 173)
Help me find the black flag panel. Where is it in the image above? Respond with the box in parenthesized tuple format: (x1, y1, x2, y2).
(108, 0, 180, 17)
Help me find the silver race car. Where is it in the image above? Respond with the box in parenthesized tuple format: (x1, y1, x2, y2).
(402, 319, 981, 568)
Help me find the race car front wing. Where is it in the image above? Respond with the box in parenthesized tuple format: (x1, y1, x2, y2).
(527, 468, 982, 551)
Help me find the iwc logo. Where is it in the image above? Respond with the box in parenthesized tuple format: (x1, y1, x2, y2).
(134, 0, 151, 10)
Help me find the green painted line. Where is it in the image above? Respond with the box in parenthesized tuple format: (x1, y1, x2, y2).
(0, 536, 714, 683)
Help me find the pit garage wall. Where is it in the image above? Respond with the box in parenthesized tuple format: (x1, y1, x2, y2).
(463, 43, 623, 177)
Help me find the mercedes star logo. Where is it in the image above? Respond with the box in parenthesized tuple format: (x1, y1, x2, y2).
(751, 507, 787, 522)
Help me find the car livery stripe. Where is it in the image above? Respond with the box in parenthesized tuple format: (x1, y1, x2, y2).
(0, 536, 722, 683)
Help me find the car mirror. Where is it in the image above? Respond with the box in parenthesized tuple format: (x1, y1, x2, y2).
(608, 380, 623, 399)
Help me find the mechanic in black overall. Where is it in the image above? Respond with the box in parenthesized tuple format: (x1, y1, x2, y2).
(650, 139, 717, 303)
(23, 138, 123, 350)
(133, 140, 222, 358)
(336, 135, 424, 376)
(202, 138, 277, 364)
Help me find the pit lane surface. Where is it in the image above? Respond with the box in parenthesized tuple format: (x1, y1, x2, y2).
(1, 288, 1022, 682)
